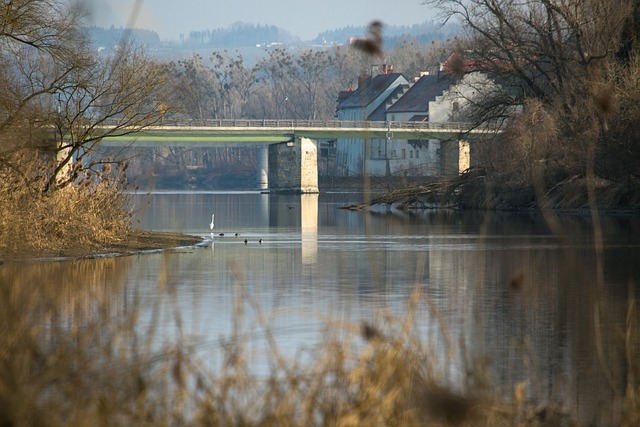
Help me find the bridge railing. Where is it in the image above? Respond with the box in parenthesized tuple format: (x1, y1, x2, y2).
(157, 119, 474, 131)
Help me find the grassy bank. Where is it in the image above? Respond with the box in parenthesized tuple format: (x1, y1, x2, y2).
(0, 162, 202, 260)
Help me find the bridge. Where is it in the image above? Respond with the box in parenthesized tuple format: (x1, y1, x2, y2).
(100, 119, 498, 193)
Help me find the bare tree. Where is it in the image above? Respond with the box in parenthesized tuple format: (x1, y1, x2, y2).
(254, 48, 297, 118)
(0, 0, 169, 192)
(210, 50, 257, 119)
(425, 0, 640, 207)
(166, 53, 221, 121)
(48, 41, 170, 192)
(424, 0, 633, 109)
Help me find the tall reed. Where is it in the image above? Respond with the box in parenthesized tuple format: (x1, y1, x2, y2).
(0, 158, 131, 257)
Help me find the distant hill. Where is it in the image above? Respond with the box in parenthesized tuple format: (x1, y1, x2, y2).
(184, 22, 300, 48)
(85, 21, 461, 55)
(311, 21, 461, 46)
(86, 26, 162, 50)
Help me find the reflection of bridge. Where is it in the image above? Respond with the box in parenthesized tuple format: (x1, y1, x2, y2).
(101, 119, 497, 193)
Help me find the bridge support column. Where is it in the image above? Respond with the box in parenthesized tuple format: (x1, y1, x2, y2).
(268, 137, 318, 193)
(256, 146, 269, 191)
(441, 139, 470, 176)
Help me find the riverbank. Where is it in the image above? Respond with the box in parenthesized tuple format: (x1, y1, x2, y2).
(0, 230, 205, 262)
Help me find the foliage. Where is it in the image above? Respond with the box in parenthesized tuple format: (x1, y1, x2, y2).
(415, 0, 640, 210)
(0, 0, 170, 194)
(0, 155, 131, 256)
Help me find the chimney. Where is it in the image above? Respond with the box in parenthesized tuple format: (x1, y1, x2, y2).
(337, 88, 353, 102)
(358, 73, 369, 89)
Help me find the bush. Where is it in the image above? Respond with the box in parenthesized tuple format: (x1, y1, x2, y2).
(0, 157, 131, 257)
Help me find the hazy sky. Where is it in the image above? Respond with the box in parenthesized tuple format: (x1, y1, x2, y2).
(81, 0, 439, 41)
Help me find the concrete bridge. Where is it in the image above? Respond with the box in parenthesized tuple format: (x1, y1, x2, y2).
(100, 119, 496, 193)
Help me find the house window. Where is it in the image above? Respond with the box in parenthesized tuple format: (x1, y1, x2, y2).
(415, 150, 419, 158)
(401, 148, 406, 159)
(452, 101, 460, 112)
(410, 151, 414, 158)
(392, 149, 396, 157)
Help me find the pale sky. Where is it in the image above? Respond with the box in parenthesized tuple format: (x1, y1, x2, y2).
(80, 0, 439, 41)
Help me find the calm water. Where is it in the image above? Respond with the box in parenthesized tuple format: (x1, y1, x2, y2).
(7, 191, 640, 422)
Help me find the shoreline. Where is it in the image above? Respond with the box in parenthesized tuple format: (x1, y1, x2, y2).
(0, 230, 207, 264)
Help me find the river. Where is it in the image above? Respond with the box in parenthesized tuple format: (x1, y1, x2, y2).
(4, 191, 639, 423)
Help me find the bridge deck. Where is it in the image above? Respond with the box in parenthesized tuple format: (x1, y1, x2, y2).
(100, 119, 498, 147)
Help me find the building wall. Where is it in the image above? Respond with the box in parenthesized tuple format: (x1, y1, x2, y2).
(430, 72, 499, 175)
(335, 107, 365, 176)
(335, 139, 364, 177)
(430, 72, 496, 123)
(335, 76, 408, 177)
(335, 72, 498, 179)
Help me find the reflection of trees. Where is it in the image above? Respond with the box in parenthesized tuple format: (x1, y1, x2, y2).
(1, 258, 131, 333)
(444, 215, 640, 424)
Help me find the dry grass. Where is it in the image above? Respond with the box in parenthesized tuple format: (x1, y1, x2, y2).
(0, 147, 637, 427)
(0, 158, 133, 258)
(2, 254, 638, 427)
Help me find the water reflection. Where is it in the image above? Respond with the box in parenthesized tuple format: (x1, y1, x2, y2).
(2, 192, 638, 424)
(300, 194, 318, 264)
(129, 193, 640, 423)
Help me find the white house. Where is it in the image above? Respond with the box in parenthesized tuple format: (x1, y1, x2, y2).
(335, 55, 506, 178)
(335, 71, 409, 177)
(383, 73, 454, 177)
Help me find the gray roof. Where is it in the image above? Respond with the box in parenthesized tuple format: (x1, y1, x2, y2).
(386, 74, 453, 113)
(367, 84, 409, 120)
(338, 73, 407, 109)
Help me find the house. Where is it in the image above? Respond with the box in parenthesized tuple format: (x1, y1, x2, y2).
(335, 70, 455, 178)
(383, 73, 453, 177)
(334, 70, 409, 176)
(334, 54, 507, 179)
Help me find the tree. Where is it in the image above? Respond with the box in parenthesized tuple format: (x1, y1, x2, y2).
(166, 53, 221, 122)
(386, 36, 454, 78)
(425, 0, 640, 208)
(254, 47, 297, 118)
(425, 0, 632, 105)
(210, 50, 257, 119)
(0, 0, 169, 193)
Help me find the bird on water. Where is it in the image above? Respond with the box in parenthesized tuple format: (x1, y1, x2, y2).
(210, 213, 215, 231)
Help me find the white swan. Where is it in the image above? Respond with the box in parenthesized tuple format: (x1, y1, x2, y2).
(210, 213, 215, 231)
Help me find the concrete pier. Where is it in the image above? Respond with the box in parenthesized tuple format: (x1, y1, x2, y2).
(268, 137, 318, 193)
(256, 146, 269, 190)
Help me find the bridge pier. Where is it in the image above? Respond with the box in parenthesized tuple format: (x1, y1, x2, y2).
(268, 137, 318, 193)
(441, 139, 471, 176)
(256, 146, 269, 190)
